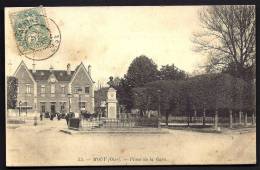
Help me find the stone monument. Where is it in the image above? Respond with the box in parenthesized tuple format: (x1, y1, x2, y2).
(106, 77, 118, 119)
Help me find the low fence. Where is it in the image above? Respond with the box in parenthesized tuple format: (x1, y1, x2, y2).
(165, 116, 214, 125)
(163, 113, 255, 128)
(68, 117, 159, 130)
(102, 117, 159, 128)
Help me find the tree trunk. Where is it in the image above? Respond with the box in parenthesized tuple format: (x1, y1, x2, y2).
(244, 112, 248, 126)
(140, 110, 144, 117)
(239, 111, 242, 124)
(229, 110, 233, 128)
(165, 111, 169, 127)
(252, 113, 255, 125)
(203, 108, 206, 126)
(214, 110, 218, 130)
(187, 112, 190, 127)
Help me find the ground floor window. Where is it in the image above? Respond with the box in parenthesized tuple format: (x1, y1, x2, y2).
(40, 102, 46, 113)
(79, 102, 86, 111)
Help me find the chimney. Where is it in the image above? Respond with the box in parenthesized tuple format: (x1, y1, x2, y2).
(49, 65, 54, 72)
(67, 64, 71, 75)
(88, 65, 91, 77)
(32, 63, 36, 73)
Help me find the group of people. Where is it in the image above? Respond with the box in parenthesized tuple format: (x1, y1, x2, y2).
(39, 111, 76, 126)
(39, 112, 65, 121)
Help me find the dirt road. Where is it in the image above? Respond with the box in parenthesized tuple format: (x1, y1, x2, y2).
(6, 119, 256, 166)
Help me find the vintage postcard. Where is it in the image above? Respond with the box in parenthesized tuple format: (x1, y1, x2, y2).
(5, 6, 256, 166)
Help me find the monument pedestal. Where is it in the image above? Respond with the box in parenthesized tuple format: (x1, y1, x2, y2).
(106, 87, 118, 119)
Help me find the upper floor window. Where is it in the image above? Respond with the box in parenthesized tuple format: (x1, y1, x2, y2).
(74, 87, 82, 94)
(51, 84, 55, 94)
(60, 102, 66, 111)
(85, 87, 90, 94)
(61, 85, 65, 94)
(40, 85, 45, 94)
(26, 84, 31, 94)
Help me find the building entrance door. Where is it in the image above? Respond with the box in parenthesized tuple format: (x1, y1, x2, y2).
(41, 105, 45, 113)
(40, 102, 46, 113)
(51, 103, 56, 113)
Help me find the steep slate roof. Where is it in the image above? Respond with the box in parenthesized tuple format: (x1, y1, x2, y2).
(15, 61, 94, 83)
(29, 70, 75, 81)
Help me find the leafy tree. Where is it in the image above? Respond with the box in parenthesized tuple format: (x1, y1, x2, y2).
(192, 5, 255, 81)
(132, 87, 150, 117)
(159, 64, 188, 80)
(134, 80, 184, 125)
(125, 55, 158, 87)
(111, 55, 158, 111)
(115, 78, 134, 112)
(7, 76, 18, 109)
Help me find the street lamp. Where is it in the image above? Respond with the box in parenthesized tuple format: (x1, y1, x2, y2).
(157, 89, 161, 128)
(78, 92, 81, 113)
(24, 92, 27, 116)
(67, 93, 72, 113)
(19, 100, 22, 117)
(78, 92, 84, 118)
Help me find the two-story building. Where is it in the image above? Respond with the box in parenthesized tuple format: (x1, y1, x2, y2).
(13, 61, 95, 115)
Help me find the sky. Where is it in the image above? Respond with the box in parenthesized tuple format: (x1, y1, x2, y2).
(5, 6, 207, 88)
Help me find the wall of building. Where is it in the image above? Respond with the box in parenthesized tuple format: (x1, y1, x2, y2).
(37, 80, 70, 113)
(15, 64, 35, 112)
(71, 66, 94, 113)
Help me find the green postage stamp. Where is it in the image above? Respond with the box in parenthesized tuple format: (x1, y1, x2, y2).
(9, 7, 51, 54)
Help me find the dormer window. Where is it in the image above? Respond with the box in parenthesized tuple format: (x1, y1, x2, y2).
(51, 84, 55, 94)
(48, 74, 57, 83)
(40, 85, 46, 94)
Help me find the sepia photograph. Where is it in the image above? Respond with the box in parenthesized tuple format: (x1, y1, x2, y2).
(5, 5, 256, 166)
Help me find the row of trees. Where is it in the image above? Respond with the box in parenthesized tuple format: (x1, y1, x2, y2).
(132, 73, 255, 122)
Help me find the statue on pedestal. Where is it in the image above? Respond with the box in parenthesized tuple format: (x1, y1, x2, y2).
(107, 76, 114, 88)
(106, 76, 118, 119)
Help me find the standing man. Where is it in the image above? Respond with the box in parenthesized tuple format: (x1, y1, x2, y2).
(65, 113, 69, 125)
(40, 112, 43, 121)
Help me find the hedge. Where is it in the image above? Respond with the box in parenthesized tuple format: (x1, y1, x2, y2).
(132, 73, 255, 116)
